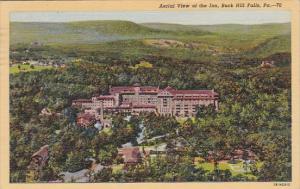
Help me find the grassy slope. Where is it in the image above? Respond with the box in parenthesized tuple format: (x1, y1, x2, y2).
(10, 20, 210, 45)
(10, 20, 291, 60)
(10, 64, 53, 74)
(45, 40, 220, 62)
(142, 23, 291, 35)
(142, 22, 291, 52)
(245, 34, 291, 58)
(195, 160, 264, 179)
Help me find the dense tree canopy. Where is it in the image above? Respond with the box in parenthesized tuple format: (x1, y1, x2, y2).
(10, 49, 291, 182)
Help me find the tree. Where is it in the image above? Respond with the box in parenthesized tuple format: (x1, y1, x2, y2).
(64, 151, 90, 172)
(92, 167, 113, 182)
(196, 104, 216, 119)
(97, 145, 117, 165)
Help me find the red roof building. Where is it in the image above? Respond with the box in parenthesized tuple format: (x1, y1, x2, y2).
(118, 147, 142, 165)
(72, 85, 219, 117)
(76, 113, 96, 127)
(28, 145, 49, 170)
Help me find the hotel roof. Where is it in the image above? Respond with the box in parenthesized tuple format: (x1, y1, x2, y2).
(109, 86, 159, 94)
(96, 95, 115, 100)
(162, 86, 218, 96)
(174, 90, 216, 95)
(109, 86, 218, 96)
(72, 99, 92, 103)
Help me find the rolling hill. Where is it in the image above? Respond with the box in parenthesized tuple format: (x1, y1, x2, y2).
(141, 22, 291, 36)
(10, 20, 210, 45)
(245, 34, 291, 58)
(10, 20, 291, 60)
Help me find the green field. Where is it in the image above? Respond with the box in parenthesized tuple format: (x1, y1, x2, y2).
(10, 64, 53, 74)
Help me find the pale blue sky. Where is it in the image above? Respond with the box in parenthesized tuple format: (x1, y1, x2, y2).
(10, 11, 290, 25)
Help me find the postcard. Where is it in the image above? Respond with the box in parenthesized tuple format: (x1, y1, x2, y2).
(0, 0, 299, 189)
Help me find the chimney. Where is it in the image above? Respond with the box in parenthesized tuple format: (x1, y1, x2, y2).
(108, 85, 112, 93)
(100, 101, 104, 122)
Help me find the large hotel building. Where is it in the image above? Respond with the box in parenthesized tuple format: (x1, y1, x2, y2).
(73, 85, 219, 117)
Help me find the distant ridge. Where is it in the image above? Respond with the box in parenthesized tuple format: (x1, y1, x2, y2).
(141, 22, 291, 34)
(10, 20, 210, 45)
(10, 20, 290, 58)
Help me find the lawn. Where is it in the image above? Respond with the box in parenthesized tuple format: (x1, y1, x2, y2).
(177, 117, 197, 125)
(196, 161, 230, 172)
(101, 127, 113, 136)
(112, 164, 124, 174)
(10, 64, 53, 74)
(195, 160, 263, 179)
(130, 60, 153, 70)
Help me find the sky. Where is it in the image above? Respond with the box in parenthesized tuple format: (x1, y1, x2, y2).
(10, 11, 290, 25)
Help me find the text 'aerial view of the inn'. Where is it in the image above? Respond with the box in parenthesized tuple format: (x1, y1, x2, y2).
(9, 11, 291, 183)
